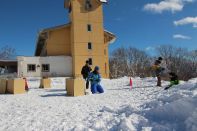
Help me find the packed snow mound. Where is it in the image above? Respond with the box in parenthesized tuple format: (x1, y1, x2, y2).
(144, 97, 197, 131)
(72, 77, 197, 131)
(0, 77, 196, 131)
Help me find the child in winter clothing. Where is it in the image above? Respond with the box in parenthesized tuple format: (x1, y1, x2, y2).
(164, 72, 179, 90)
(152, 58, 165, 87)
(88, 66, 104, 94)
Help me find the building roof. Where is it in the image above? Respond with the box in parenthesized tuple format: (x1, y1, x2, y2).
(35, 23, 116, 56)
(41, 23, 71, 33)
(0, 60, 17, 66)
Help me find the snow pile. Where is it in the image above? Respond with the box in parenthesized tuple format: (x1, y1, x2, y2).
(0, 77, 196, 131)
(92, 78, 196, 131)
(144, 96, 197, 131)
(73, 78, 197, 131)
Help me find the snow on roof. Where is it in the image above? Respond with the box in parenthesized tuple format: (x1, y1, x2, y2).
(0, 59, 17, 62)
(65, 0, 108, 7)
(65, 0, 108, 3)
(104, 30, 117, 44)
(104, 30, 115, 37)
(99, 0, 107, 3)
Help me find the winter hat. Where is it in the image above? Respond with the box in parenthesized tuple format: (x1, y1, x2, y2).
(94, 66, 100, 71)
(158, 57, 163, 61)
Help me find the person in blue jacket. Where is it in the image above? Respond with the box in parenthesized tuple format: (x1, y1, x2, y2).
(88, 66, 104, 94)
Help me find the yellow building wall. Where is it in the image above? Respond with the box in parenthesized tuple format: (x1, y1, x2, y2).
(69, 0, 103, 23)
(37, 0, 111, 78)
(70, 0, 109, 78)
(46, 26, 71, 56)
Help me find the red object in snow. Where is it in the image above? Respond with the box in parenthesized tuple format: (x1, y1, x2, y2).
(130, 78, 133, 89)
(23, 78, 29, 91)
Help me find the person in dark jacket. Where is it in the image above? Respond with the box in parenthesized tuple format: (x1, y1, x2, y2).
(81, 60, 92, 89)
(152, 57, 165, 87)
(165, 72, 179, 90)
(88, 66, 104, 94)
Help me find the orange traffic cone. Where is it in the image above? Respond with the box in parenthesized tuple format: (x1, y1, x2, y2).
(130, 78, 133, 89)
(23, 78, 29, 91)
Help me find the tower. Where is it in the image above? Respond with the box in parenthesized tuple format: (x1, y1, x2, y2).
(65, 0, 109, 78)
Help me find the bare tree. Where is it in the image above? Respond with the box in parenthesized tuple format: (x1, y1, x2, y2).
(109, 47, 151, 78)
(188, 50, 197, 79)
(0, 46, 16, 59)
(109, 45, 196, 80)
(127, 47, 151, 77)
(157, 45, 197, 80)
(109, 47, 128, 78)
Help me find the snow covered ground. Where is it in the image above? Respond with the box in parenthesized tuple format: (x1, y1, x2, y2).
(0, 77, 196, 131)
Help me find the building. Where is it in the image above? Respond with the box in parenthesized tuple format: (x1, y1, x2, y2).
(0, 60, 17, 75)
(19, 0, 116, 78)
(17, 56, 72, 77)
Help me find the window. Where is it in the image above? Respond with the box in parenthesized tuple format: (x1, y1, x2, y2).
(88, 42, 92, 50)
(27, 64, 36, 72)
(87, 24, 92, 31)
(88, 58, 93, 65)
(85, 0, 92, 10)
(42, 64, 50, 72)
(68, 4, 72, 13)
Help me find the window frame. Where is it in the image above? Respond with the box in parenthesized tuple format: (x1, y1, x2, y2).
(87, 24, 92, 32)
(88, 58, 93, 65)
(85, 0, 92, 10)
(42, 64, 50, 72)
(88, 42, 92, 50)
(27, 64, 36, 72)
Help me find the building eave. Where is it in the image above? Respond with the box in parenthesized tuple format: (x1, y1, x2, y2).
(0, 60, 17, 66)
(41, 23, 71, 33)
(104, 30, 116, 44)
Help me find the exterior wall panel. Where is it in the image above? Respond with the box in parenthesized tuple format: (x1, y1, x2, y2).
(17, 56, 72, 77)
(70, 0, 109, 78)
(46, 27, 71, 56)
